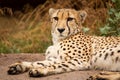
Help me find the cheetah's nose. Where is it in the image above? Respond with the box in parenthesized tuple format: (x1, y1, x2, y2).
(57, 28, 65, 33)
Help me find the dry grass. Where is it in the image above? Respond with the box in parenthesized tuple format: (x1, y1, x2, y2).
(0, 0, 111, 53)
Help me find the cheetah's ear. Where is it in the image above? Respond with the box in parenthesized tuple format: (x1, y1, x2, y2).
(79, 10, 87, 23)
(49, 8, 56, 16)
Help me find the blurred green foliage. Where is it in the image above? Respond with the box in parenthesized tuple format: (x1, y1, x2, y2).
(99, 0, 120, 36)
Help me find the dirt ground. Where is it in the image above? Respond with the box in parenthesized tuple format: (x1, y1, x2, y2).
(0, 53, 100, 80)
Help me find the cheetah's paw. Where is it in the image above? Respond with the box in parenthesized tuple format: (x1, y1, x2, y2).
(29, 68, 46, 77)
(7, 63, 27, 74)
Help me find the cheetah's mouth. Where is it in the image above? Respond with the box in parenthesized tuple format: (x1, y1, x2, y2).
(59, 34, 66, 38)
(59, 34, 69, 39)
(59, 34, 64, 37)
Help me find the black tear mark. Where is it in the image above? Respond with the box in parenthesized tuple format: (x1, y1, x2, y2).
(66, 11, 70, 35)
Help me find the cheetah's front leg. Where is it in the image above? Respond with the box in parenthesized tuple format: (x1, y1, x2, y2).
(29, 58, 91, 77)
(8, 45, 58, 75)
(7, 60, 55, 75)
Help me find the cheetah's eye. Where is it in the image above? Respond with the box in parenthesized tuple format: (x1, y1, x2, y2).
(67, 17, 74, 21)
(53, 17, 58, 21)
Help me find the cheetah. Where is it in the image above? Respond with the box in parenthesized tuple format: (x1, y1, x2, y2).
(8, 8, 120, 80)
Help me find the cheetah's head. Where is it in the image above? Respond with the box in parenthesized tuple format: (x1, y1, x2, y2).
(49, 8, 87, 44)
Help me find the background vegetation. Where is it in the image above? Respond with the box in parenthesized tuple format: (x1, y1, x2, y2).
(0, 0, 120, 53)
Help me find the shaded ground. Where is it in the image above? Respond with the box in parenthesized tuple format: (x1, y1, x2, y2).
(0, 54, 100, 80)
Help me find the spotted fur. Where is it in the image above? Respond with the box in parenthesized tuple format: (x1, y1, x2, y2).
(8, 8, 120, 80)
